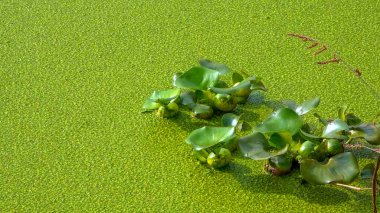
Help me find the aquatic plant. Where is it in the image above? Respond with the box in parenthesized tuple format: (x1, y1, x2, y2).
(143, 52, 379, 211)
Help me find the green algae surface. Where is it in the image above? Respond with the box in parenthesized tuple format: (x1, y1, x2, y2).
(1, 1, 380, 212)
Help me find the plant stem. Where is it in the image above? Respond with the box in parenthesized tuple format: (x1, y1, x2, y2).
(288, 34, 380, 101)
(373, 157, 380, 213)
(344, 144, 380, 154)
(334, 183, 371, 191)
(313, 113, 328, 126)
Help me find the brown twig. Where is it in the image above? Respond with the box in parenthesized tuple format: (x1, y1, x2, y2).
(288, 33, 380, 101)
(344, 144, 380, 153)
(373, 157, 380, 213)
(354, 68, 362, 77)
(317, 54, 341, 65)
(313, 45, 328, 56)
(288, 33, 316, 42)
(307, 42, 319, 49)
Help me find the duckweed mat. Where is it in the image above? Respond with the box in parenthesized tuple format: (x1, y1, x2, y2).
(1, 1, 380, 212)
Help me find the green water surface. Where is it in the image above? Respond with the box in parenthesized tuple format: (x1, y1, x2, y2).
(1, 0, 380, 212)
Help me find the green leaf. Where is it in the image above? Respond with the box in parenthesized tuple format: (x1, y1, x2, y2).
(349, 124, 380, 145)
(239, 132, 289, 160)
(232, 72, 244, 84)
(211, 80, 251, 95)
(300, 152, 360, 184)
(254, 108, 303, 135)
(174, 67, 220, 90)
(142, 99, 161, 112)
(295, 97, 320, 115)
(338, 105, 348, 121)
(299, 129, 324, 143)
(361, 163, 374, 179)
(221, 113, 241, 127)
(173, 72, 183, 86)
(180, 91, 196, 108)
(282, 100, 297, 111)
(269, 132, 292, 149)
(149, 89, 181, 104)
(322, 119, 349, 139)
(249, 76, 267, 91)
(192, 104, 213, 119)
(186, 126, 235, 150)
(199, 59, 230, 74)
(214, 80, 229, 88)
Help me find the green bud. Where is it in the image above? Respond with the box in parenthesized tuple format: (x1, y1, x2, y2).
(214, 94, 236, 112)
(233, 96, 247, 104)
(232, 82, 252, 97)
(325, 139, 344, 156)
(265, 155, 292, 176)
(156, 102, 179, 118)
(299, 141, 316, 158)
(207, 148, 232, 168)
(192, 104, 213, 119)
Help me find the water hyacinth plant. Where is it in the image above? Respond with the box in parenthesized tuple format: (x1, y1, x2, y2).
(143, 59, 380, 211)
(143, 60, 266, 118)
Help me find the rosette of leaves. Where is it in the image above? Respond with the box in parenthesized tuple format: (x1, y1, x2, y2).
(142, 89, 181, 118)
(239, 98, 321, 176)
(174, 60, 266, 114)
(311, 106, 380, 145)
(186, 126, 237, 168)
(210, 72, 267, 105)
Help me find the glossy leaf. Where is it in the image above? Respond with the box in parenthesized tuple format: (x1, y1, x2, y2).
(299, 129, 324, 143)
(199, 59, 230, 74)
(361, 163, 375, 179)
(192, 104, 213, 119)
(349, 124, 380, 145)
(232, 72, 244, 84)
(186, 126, 235, 150)
(211, 81, 251, 95)
(300, 152, 359, 184)
(295, 97, 320, 115)
(149, 89, 181, 104)
(338, 105, 348, 121)
(180, 91, 196, 108)
(173, 72, 183, 86)
(254, 108, 303, 135)
(282, 100, 297, 111)
(142, 99, 161, 112)
(248, 76, 267, 91)
(322, 119, 349, 139)
(221, 113, 241, 127)
(239, 132, 288, 160)
(214, 80, 229, 88)
(269, 132, 292, 149)
(174, 67, 220, 90)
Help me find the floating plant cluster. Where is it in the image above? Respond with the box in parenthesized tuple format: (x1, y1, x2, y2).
(142, 59, 266, 118)
(143, 57, 380, 210)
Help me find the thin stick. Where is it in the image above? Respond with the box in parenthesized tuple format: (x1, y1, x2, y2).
(373, 157, 380, 213)
(288, 33, 317, 42)
(307, 42, 319, 49)
(313, 45, 328, 56)
(317, 54, 340, 65)
(313, 113, 328, 125)
(334, 183, 371, 191)
(344, 144, 380, 153)
(288, 33, 380, 101)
